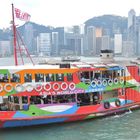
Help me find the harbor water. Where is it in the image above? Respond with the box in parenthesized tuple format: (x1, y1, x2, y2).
(0, 56, 139, 140)
(1, 110, 140, 140)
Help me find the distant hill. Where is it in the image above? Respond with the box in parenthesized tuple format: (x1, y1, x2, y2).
(0, 15, 128, 40)
(84, 15, 127, 36)
(18, 22, 53, 37)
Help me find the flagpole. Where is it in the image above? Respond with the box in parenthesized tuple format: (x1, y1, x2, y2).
(12, 3, 18, 66)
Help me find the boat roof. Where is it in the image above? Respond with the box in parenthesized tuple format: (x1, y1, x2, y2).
(0, 59, 136, 70)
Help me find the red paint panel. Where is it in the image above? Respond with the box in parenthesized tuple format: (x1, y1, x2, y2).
(126, 88, 140, 102)
(0, 111, 16, 119)
(65, 114, 88, 122)
(76, 105, 100, 114)
(127, 66, 140, 82)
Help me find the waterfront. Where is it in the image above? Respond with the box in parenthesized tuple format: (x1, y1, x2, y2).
(1, 110, 140, 140)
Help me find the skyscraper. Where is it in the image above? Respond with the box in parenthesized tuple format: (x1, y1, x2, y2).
(24, 23, 34, 54)
(114, 34, 122, 54)
(87, 26, 96, 55)
(127, 9, 136, 55)
(37, 33, 51, 56)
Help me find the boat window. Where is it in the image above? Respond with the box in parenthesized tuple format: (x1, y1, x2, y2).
(22, 96, 28, 104)
(67, 73, 73, 81)
(24, 74, 32, 82)
(56, 73, 64, 81)
(52, 94, 76, 104)
(80, 71, 91, 83)
(35, 74, 44, 82)
(0, 73, 9, 83)
(45, 74, 54, 82)
(14, 96, 19, 104)
(102, 90, 118, 100)
(10, 74, 20, 82)
(30, 96, 44, 104)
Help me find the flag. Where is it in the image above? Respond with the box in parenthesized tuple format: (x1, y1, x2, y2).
(14, 8, 31, 21)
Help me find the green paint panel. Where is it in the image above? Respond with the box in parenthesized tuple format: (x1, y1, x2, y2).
(20, 105, 54, 117)
(0, 69, 9, 74)
(76, 82, 89, 90)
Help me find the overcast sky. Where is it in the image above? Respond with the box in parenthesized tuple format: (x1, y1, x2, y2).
(0, 0, 140, 28)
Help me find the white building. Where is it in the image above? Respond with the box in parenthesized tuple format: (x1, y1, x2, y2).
(0, 41, 11, 56)
(37, 33, 51, 56)
(114, 34, 122, 54)
(87, 26, 96, 55)
(102, 36, 110, 50)
(52, 32, 59, 55)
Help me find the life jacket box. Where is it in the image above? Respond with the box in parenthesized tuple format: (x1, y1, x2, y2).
(23, 104, 29, 111)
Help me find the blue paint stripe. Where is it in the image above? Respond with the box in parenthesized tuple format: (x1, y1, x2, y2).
(4, 118, 67, 128)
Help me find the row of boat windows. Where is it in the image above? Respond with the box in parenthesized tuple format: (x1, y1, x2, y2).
(0, 73, 73, 83)
(0, 92, 100, 111)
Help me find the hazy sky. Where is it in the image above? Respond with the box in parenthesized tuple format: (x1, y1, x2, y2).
(0, 0, 140, 28)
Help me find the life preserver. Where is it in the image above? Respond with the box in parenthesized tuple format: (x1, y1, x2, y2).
(91, 80, 97, 88)
(97, 80, 102, 87)
(104, 101, 110, 109)
(4, 84, 13, 92)
(69, 82, 76, 91)
(15, 84, 24, 92)
(0, 84, 3, 92)
(115, 99, 121, 107)
(102, 80, 107, 86)
(114, 78, 118, 85)
(44, 83, 51, 91)
(26, 84, 34, 92)
(61, 82, 68, 91)
(120, 77, 124, 84)
(53, 83, 60, 91)
(108, 79, 113, 86)
(35, 84, 42, 92)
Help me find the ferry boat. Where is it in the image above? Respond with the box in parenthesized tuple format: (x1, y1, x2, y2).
(0, 49, 140, 128)
(0, 4, 140, 128)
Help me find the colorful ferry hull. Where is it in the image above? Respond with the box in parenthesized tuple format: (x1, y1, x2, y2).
(0, 61, 140, 128)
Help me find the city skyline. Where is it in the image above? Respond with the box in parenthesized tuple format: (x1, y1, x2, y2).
(0, 0, 140, 28)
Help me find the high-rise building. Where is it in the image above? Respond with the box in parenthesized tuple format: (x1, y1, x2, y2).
(122, 41, 134, 57)
(37, 33, 51, 56)
(24, 23, 34, 54)
(96, 28, 102, 55)
(102, 36, 110, 50)
(127, 9, 136, 55)
(65, 33, 84, 56)
(54, 27, 65, 54)
(52, 32, 59, 56)
(87, 26, 96, 55)
(114, 34, 122, 54)
(128, 9, 136, 29)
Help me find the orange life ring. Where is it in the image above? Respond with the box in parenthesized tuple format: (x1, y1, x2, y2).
(44, 83, 51, 91)
(0, 84, 3, 92)
(4, 84, 13, 92)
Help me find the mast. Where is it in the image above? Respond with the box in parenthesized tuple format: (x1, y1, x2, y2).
(12, 3, 18, 66)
